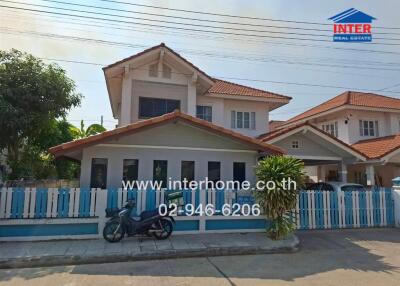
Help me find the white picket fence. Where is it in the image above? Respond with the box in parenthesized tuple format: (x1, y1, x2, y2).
(0, 188, 103, 219)
(296, 188, 394, 230)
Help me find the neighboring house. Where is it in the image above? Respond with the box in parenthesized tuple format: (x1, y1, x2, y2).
(49, 43, 288, 189)
(260, 91, 400, 187)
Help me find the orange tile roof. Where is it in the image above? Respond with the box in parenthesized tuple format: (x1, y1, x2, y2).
(208, 79, 291, 101)
(258, 122, 367, 159)
(103, 43, 290, 102)
(352, 135, 400, 159)
(283, 91, 400, 126)
(49, 111, 284, 157)
(269, 120, 286, 132)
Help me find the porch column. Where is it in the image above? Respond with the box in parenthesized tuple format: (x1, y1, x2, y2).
(338, 162, 348, 183)
(187, 73, 197, 116)
(120, 66, 132, 126)
(366, 165, 375, 186)
(318, 165, 326, 182)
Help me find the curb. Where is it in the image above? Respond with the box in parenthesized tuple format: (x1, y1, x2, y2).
(0, 235, 300, 269)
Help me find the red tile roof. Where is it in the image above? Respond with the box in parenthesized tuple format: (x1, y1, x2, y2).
(49, 111, 284, 157)
(352, 135, 400, 159)
(283, 91, 400, 126)
(258, 122, 367, 159)
(208, 79, 291, 101)
(103, 43, 290, 102)
(269, 120, 286, 132)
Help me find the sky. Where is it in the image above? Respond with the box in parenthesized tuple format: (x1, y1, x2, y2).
(1, 0, 400, 130)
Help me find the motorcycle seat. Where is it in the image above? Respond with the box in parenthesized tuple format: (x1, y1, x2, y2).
(140, 209, 159, 220)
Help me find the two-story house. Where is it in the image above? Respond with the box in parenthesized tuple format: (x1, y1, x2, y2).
(260, 91, 400, 187)
(49, 43, 290, 189)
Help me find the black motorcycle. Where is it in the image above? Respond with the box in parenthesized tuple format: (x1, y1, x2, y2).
(103, 198, 176, 243)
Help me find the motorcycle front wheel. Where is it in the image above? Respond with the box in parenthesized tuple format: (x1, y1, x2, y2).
(152, 218, 173, 240)
(103, 221, 124, 242)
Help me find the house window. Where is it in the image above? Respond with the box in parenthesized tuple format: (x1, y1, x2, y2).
(321, 122, 338, 137)
(162, 64, 171, 79)
(139, 97, 180, 119)
(291, 140, 299, 149)
(196, 105, 212, 122)
(90, 158, 108, 189)
(208, 161, 221, 183)
(149, 63, 158, 77)
(359, 120, 379, 137)
(153, 160, 168, 188)
(181, 161, 195, 183)
(233, 162, 246, 184)
(231, 111, 256, 129)
(122, 159, 138, 187)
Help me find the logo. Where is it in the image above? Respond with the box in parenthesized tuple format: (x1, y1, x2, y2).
(328, 8, 376, 42)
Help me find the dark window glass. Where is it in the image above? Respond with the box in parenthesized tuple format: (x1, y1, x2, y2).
(196, 105, 212, 122)
(153, 160, 168, 188)
(122, 159, 139, 187)
(90, 158, 107, 189)
(181, 161, 195, 183)
(233, 162, 246, 184)
(139, 97, 180, 119)
(208, 161, 221, 183)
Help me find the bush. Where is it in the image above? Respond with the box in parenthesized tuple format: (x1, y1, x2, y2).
(255, 155, 305, 240)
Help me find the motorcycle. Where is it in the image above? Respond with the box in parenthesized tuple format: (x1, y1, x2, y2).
(103, 193, 179, 242)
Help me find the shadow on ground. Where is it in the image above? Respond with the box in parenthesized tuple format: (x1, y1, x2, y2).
(0, 228, 399, 282)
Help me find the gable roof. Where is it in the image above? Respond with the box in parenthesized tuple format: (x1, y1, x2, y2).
(103, 43, 290, 104)
(49, 111, 284, 157)
(329, 8, 376, 23)
(282, 91, 400, 126)
(352, 135, 400, 159)
(269, 120, 286, 132)
(258, 122, 367, 160)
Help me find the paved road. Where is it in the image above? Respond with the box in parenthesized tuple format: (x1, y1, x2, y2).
(0, 229, 399, 286)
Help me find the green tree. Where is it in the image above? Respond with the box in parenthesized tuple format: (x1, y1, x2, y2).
(0, 49, 81, 179)
(255, 155, 305, 240)
(69, 120, 106, 139)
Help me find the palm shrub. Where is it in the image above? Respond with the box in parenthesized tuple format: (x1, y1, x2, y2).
(255, 155, 305, 240)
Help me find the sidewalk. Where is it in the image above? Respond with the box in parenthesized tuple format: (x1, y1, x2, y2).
(0, 232, 299, 269)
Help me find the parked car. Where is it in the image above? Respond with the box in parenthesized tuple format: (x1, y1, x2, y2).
(304, 182, 366, 192)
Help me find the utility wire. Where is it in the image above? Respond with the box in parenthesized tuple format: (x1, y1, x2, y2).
(3, 27, 400, 73)
(38, 0, 400, 37)
(2, 3, 400, 46)
(2, 6, 400, 56)
(96, 0, 400, 30)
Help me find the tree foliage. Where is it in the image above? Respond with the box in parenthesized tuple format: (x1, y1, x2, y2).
(255, 155, 305, 240)
(69, 120, 106, 139)
(0, 49, 82, 179)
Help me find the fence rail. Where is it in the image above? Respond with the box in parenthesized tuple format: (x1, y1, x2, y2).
(296, 188, 394, 229)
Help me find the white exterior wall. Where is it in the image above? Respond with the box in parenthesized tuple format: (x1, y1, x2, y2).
(309, 109, 400, 144)
(79, 122, 259, 189)
(117, 61, 273, 137)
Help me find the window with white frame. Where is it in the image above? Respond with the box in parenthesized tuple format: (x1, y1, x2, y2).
(149, 63, 158, 77)
(196, 105, 212, 122)
(359, 120, 379, 137)
(321, 122, 338, 137)
(162, 64, 171, 79)
(231, 111, 256, 129)
(291, 140, 299, 149)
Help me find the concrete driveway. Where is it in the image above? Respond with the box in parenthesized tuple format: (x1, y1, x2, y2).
(0, 228, 399, 286)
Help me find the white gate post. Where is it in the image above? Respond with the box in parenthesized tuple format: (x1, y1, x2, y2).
(392, 177, 400, 228)
(96, 188, 108, 238)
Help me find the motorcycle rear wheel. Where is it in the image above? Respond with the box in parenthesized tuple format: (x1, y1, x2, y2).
(103, 221, 124, 242)
(152, 219, 173, 240)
